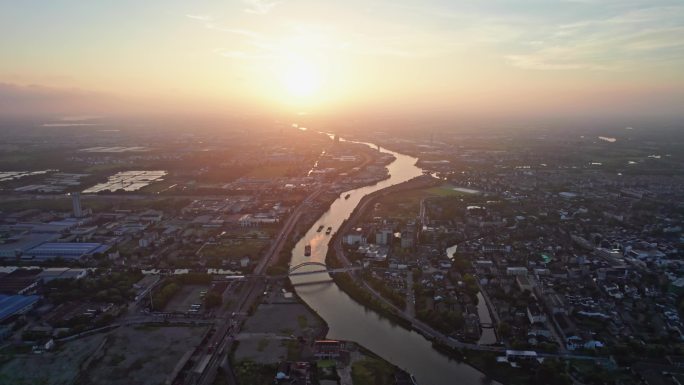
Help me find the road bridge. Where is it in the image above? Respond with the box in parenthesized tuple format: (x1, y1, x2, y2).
(288, 261, 363, 275)
(212, 264, 364, 282)
(266, 263, 363, 279)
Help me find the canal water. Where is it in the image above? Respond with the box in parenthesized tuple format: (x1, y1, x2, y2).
(447, 245, 497, 345)
(289, 140, 498, 385)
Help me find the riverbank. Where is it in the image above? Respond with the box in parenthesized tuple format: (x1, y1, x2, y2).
(322, 174, 438, 330)
(322, 176, 513, 384)
(292, 289, 330, 339)
(325, 260, 514, 384)
(267, 174, 393, 276)
(337, 175, 439, 240)
(325, 239, 413, 330)
(350, 342, 414, 385)
(430, 343, 531, 385)
(290, 140, 498, 385)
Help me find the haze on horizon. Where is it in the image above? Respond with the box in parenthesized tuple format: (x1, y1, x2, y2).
(1, 0, 683, 129)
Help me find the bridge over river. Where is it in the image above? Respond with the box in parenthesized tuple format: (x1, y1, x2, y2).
(216, 262, 364, 281)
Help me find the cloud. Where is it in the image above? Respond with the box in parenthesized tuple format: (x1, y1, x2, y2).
(381, 1, 684, 71)
(506, 4, 684, 71)
(0, 83, 117, 117)
(204, 24, 262, 40)
(506, 53, 617, 71)
(59, 115, 102, 121)
(185, 14, 213, 21)
(185, 1, 684, 71)
(41, 123, 102, 127)
(184, 13, 263, 40)
(212, 48, 273, 60)
(242, 0, 281, 15)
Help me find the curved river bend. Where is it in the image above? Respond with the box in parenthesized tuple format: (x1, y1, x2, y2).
(289, 142, 496, 385)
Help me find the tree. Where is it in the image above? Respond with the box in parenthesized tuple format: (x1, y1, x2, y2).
(535, 360, 571, 385)
(497, 321, 512, 340)
(205, 292, 222, 309)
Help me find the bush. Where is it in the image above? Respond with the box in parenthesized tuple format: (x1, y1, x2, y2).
(176, 272, 212, 285)
(152, 282, 180, 310)
(205, 292, 222, 308)
(351, 358, 394, 385)
(44, 270, 142, 304)
(233, 360, 278, 385)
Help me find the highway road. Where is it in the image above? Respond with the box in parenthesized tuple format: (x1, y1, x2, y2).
(254, 187, 325, 274)
(186, 187, 325, 385)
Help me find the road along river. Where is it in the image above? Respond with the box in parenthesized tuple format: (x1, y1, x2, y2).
(289, 141, 498, 385)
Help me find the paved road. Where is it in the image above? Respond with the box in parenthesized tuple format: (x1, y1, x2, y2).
(254, 187, 324, 275)
(405, 272, 415, 317)
(189, 187, 325, 385)
(234, 332, 296, 341)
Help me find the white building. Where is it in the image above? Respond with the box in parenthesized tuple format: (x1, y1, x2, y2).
(400, 229, 415, 249)
(375, 228, 393, 245)
(527, 303, 547, 324)
(239, 214, 278, 227)
(343, 233, 366, 246)
(506, 267, 528, 276)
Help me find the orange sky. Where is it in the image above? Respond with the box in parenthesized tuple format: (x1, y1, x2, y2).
(1, 0, 683, 127)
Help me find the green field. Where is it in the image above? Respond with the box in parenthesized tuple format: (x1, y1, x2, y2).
(372, 184, 462, 219)
(424, 184, 470, 197)
(201, 238, 269, 259)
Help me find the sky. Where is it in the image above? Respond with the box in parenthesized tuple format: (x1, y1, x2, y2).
(1, 0, 683, 128)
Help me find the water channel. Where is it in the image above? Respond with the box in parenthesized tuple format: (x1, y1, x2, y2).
(447, 245, 497, 346)
(289, 139, 498, 385)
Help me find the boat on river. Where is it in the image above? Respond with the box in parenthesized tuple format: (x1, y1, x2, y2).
(317, 225, 325, 232)
(304, 245, 311, 256)
(325, 226, 332, 235)
(344, 193, 350, 199)
(290, 135, 494, 385)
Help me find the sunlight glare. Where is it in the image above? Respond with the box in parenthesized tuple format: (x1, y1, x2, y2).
(281, 60, 322, 99)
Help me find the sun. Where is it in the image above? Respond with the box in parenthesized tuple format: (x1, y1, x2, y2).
(281, 60, 323, 99)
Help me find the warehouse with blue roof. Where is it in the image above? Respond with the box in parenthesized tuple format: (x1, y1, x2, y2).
(23, 242, 109, 260)
(0, 294, 40, 323)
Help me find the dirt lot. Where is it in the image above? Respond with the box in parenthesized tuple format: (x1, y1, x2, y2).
(81, 325, 207, 385)
(233, 336, 292, 364)
(242, 303, 324, 337)
(163, 284, 208, 313)
(233, 302, 326, 364)
(0, 333, 105, 385)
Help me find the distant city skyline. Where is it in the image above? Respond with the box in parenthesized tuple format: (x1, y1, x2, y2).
(1, 0, 683, 127)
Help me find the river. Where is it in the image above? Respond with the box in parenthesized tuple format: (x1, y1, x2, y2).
(289, 140, 498, 385)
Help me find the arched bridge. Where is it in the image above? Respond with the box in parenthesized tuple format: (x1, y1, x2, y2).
(289, 261, 328, 273)
(286, 261, 363, 277)
(227, 262, 364, 281)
